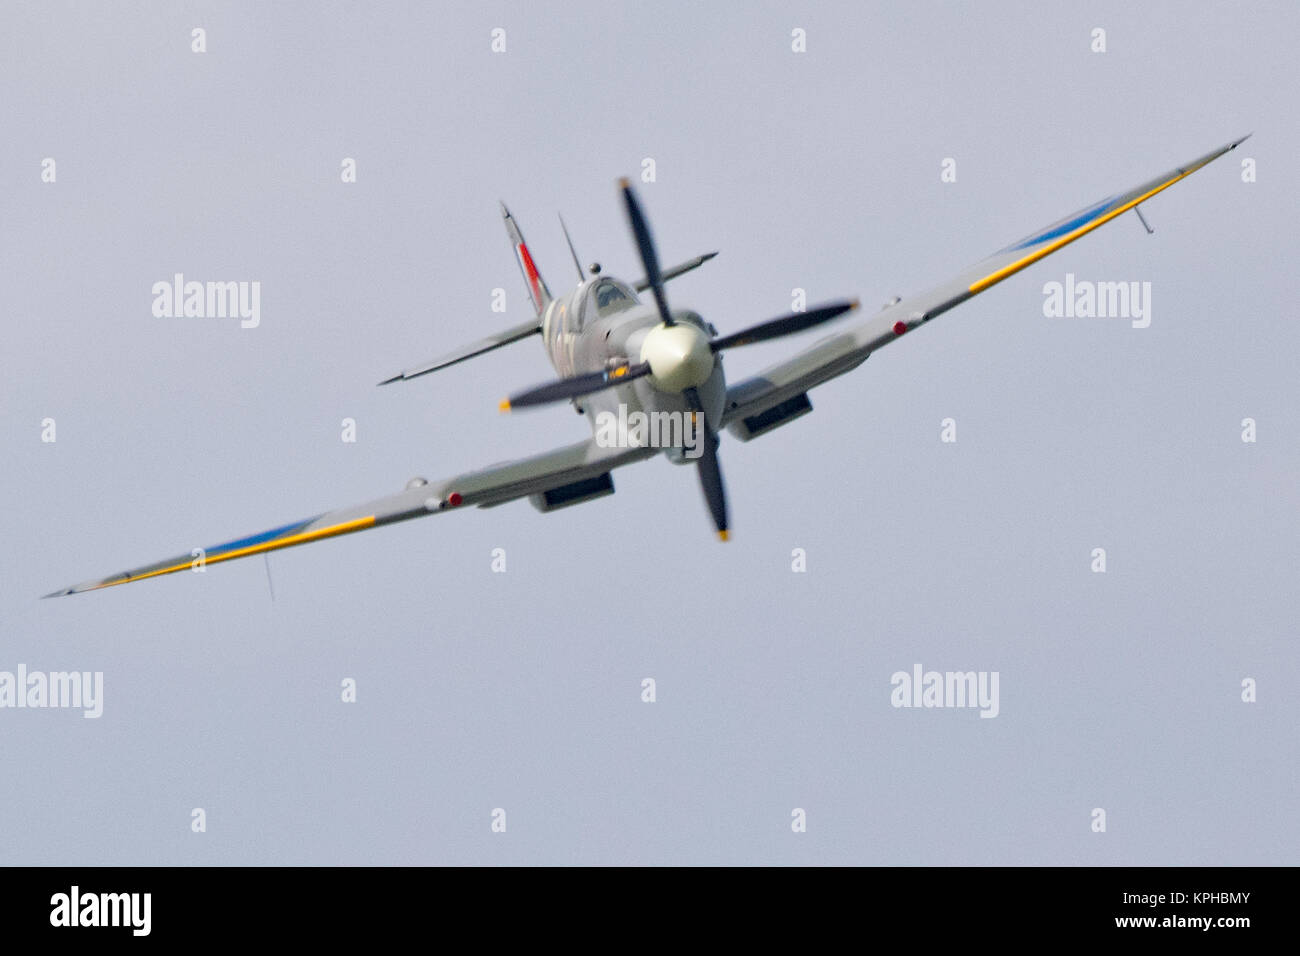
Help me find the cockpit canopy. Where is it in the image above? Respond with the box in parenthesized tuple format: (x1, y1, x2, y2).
(584, 278, 637, 323)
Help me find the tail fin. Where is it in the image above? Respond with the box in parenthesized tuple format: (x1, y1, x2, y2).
(501, 202, 552, 316)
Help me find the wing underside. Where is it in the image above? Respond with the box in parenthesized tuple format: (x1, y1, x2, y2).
(722, 135, 1249, 433)
(46, 439, 656, 596)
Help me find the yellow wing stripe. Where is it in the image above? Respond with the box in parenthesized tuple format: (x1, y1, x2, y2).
(968, 164, 1205, 296)
(86, 515, 377, 592)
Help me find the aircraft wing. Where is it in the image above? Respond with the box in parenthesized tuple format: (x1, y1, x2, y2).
(45, 438, 657, 597)
(722, 135, 1249, 437)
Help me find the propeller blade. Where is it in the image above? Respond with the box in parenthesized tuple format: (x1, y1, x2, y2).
(501, 361, 651, 411)
(619, 178, 674, 327)
(684, 388, 729, 540)
(709, 299, 859, 352)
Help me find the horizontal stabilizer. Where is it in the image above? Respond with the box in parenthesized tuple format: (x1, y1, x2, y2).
(633, 251, 717, 292)
(379, 320, 541, 385)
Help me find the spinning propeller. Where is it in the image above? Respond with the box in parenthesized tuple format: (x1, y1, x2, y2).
(502, 179, 858, 539)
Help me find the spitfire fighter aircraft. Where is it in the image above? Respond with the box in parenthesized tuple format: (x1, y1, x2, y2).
(45, 136, 1248, 596)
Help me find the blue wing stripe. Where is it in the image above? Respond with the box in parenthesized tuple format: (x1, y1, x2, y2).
(204, 515, 321, 557)
(1000, 194, 1120, 253)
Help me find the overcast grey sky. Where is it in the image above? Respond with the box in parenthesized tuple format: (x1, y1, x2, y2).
(2, 1, 1295, 864)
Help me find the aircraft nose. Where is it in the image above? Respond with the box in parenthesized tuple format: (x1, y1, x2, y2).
(639, 321, 714, 393)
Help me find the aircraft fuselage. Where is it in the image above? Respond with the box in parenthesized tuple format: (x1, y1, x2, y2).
(541, 276, 727, 459)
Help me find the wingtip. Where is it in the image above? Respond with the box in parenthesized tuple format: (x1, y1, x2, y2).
(41, 587, 73, 599)
(499, 200, 511, 218)
(617, 176, 631, 190)
(377, 374, 402, 386)
(717, 530, 729, 542)
(1230, 133, 1252, 148)
(498, 399, 511, 413)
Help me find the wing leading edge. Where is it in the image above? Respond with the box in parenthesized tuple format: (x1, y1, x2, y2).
(45, 439, 657, 597)
(722, 135, 1250, 433)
